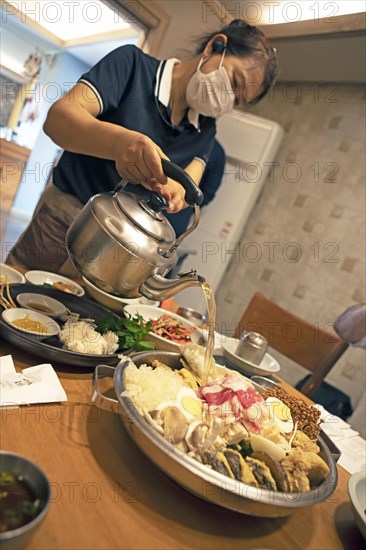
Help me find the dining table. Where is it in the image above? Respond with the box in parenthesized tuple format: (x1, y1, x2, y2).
(0, 272, 365, 550)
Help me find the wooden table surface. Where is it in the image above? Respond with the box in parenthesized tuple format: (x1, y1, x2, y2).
(1, 276, 365, 549)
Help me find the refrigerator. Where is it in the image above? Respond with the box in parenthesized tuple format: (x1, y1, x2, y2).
(176, 110, 284, 314)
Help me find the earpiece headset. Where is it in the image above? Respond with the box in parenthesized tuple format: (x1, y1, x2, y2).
(212, 38, 227, 53)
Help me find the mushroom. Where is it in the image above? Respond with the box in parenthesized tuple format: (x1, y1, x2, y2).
(160, 407, 189, 444)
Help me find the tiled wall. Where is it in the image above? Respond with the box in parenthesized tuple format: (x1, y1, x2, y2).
(215, 83, 365, 420)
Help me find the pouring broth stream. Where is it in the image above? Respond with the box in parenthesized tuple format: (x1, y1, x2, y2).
(199, 280, 216, 385)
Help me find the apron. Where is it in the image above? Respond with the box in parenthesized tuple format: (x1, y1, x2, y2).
(6, 183, 83, 277)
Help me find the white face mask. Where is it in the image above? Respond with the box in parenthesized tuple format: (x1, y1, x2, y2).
(186, 50, 235, 118)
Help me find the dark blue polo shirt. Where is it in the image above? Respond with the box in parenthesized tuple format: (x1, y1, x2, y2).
(53, 45, 217, 204)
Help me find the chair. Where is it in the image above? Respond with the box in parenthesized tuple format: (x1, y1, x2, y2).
(235, 292, 349, 397)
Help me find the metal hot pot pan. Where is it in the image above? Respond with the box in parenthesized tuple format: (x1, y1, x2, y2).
(93, 351, 338, 518)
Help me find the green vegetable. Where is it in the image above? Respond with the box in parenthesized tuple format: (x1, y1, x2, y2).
(95, 312, 155, 352)
(228, 440, 253, 458)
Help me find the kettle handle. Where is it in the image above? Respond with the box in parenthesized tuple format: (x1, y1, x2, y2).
(161, 159, 204, 207)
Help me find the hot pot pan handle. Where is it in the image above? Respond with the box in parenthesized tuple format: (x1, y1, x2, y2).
(161, 159, 204, 207)
(92, 364, 119, 404)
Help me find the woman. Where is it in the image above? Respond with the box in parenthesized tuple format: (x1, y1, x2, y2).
(6, 19, 277, 275)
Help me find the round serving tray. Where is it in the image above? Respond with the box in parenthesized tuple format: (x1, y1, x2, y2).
(0, 284, 121, 367)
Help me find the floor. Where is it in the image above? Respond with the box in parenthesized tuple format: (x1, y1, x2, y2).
(0, 208, 31, 263)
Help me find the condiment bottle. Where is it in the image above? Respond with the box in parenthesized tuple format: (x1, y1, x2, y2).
(236, 331, 268, 365)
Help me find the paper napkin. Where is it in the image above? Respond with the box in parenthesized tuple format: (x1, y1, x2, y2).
(315, 403, 366, 474)
(0, 355, 67, 406)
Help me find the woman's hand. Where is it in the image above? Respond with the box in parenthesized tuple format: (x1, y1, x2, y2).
(114, 129, 169, 186)
(114, 129, 187, 212)
(135, 177, 185, 212)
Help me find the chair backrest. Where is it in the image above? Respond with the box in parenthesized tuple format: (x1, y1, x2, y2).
(235, 292, 348, 396)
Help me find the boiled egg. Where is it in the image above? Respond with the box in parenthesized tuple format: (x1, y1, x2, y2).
(265, 397, 294, 434)
(155, 387, 203, 422)
(176, 387, 203, 420)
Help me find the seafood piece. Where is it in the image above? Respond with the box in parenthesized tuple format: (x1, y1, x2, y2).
(290, 431, 320, 454)
(285, 468, 310, 493)
(176, 367, 198, 390)
(204, 451, 235, 479)
(251, 451, 290, 492)
(220, 422, 248, 446)
(259, 423, 289, 449)
(245, 457, 277, 491)
(224, 450, 258, 486)
(283, 450, 330, 487)
(151, 359, 172, 371)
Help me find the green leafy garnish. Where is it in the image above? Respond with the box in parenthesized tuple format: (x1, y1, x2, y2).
(95, 312, 155, 352)
(228, 440, 253, 458)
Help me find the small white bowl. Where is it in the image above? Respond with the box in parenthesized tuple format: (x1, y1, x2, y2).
(2, 308, 60, 338)
(221, 337, 280, 376)
(124, 304, 207, 352)
(16, 293, 67, 318)
(0, 264, 26, 285)
(348, 471, 366, 540)
(82, 277, 158, 313)
(25, 270, 84, 296)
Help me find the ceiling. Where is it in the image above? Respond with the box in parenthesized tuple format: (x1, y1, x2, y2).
(2, 0, 142, 69)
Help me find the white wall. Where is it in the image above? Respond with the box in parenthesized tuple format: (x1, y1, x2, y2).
(2, 7, 90, 214)
(12, 52, 90, 213)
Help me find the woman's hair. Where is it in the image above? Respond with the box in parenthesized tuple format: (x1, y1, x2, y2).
(196, 19, 278, 104)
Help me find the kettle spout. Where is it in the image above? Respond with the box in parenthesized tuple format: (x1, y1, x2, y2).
(140, 270, 205, 301)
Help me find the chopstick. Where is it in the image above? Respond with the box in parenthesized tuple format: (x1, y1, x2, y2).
(0, 283, 17, 309)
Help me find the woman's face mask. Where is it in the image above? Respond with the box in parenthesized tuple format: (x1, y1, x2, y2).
(186, 50, 235, 118)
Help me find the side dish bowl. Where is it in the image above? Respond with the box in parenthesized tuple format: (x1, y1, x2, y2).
(0, 451, 51, 550)
(25, 270, 84, 297)
(16, 293, 67, 318)
(2, 308, 60, 338)
(221, 336, 280, 376)
(0, 264, 26, 285)
(82, 277, 159, 312)
(123, 304, 207, 352)
(348, 471, 366, 540)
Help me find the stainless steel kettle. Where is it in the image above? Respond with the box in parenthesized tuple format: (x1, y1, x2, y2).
(66, 159, 205, 301)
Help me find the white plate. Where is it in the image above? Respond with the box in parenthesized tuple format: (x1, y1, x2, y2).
(82, 277, 159, 313)
(221, 337, 280, 375)
(0, 264, 26, 285)
(2, 308, 60, 338)
(25, 270, 84, 296)
(124, 304, 207, 352)
(348, 471, 366, 540)
(16, 293, 68, 318)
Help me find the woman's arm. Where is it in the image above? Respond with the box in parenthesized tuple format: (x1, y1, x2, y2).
(43, 82, 168, 185)
(184, 158, 206, 186)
